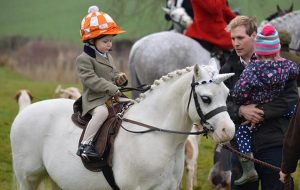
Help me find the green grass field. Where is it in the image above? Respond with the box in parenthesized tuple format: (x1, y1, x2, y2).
(0, 0, 299, 44)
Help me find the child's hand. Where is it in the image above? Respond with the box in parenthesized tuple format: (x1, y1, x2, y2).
(112, 90, 122, 102)
(116, 73, 127, 86)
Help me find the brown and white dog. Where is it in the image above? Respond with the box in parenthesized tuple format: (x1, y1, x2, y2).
(54, 85, 81, 100)
(207, 144, 232, 190)
(184, 124, 202, 190)
(15, 89, 33, 112)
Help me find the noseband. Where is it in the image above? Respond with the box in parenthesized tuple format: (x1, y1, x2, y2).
(187, 76, 228, 133)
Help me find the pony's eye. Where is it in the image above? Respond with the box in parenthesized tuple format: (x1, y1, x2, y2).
(201, 96, 211, 104)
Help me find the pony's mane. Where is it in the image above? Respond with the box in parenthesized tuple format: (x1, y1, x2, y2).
(134, 66, 194, 103)
(268, 10, 300, 25)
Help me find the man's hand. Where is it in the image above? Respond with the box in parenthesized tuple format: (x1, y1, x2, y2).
(279, 171, 287, 183)
(239, 104, 264, 123)
(116, 73, 127, 86)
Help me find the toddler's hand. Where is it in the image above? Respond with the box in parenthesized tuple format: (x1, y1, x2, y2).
(113, 90, 122, 102)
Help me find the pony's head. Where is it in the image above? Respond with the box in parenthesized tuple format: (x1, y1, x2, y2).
(187, 58, 235, 143)
(265, 4, 293, 21)
(162, 6, 192, 33)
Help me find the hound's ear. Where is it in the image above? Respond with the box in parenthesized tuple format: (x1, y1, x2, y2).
(26, 90, 34, 101)
(15, 91, 21, 102)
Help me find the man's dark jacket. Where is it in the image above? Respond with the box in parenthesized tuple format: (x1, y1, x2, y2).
(220, 51, 299, 153)
(281, 99, 300, 174)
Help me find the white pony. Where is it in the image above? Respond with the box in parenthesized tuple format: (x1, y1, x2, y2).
(11, 61, 235, 190)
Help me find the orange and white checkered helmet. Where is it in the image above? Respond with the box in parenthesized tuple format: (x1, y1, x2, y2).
(80, 6, 125, 42)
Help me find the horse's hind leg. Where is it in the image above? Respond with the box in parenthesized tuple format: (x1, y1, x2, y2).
(17, 175, 43, 190)
(14, 163, 46, 190)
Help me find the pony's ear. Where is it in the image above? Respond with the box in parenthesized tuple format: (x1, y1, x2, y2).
(288, 3, 293, 12)
(277, 5, 282, 13)
(194, 64, 200, 77)
(209, 58, 221, 72)
(193, 64, 206, 80)
(162, 7, 171, 14)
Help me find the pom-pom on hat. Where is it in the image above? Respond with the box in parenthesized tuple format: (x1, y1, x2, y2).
(255, 24, 280, 55)
(80, 5, 125, 42)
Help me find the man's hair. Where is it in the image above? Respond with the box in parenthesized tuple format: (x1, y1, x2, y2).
(226, 15, 257, 36)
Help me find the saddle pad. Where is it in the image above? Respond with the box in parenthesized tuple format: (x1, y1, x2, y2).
(71, 96, 128, 172)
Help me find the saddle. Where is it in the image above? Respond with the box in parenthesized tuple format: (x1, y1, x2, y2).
(197, 40, 230, 66)
(71, 97, 127, 172)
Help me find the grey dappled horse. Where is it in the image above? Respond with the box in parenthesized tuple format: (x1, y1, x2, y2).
(163, 0, 193, 33)
(261, 10, 300, 52)
(129, 31, 212, 98)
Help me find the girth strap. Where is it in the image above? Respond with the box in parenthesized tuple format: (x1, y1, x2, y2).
(102, 166, 120, 190)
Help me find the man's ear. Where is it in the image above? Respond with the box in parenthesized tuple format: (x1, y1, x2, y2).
(251, 32, 257, 39)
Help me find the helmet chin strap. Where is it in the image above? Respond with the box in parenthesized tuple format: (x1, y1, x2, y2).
(88, 40, 106, 55)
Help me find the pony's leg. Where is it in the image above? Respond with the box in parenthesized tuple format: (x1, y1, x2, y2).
(17, 174, 43, 190)
(185, 166, 194, 190)
(193, 162, 198, 187)
(13, 161, 45, 190)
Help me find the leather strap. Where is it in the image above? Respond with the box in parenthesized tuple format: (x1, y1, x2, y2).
(102, 166, 120, 190)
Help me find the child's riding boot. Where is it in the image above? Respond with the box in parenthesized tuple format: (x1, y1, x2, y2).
(81, 142, 100, 160)
(234, 152, 258, 185)
(76, 144, 87, 156)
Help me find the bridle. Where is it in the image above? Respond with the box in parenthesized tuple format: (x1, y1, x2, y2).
(118, 76, 228, 136)
(186, 76, 228, 134)
(171, 13, 186, 30)
(170, 10, 189, 31)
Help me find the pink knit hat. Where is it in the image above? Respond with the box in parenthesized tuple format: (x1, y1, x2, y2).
(255, 24, 281, 55)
